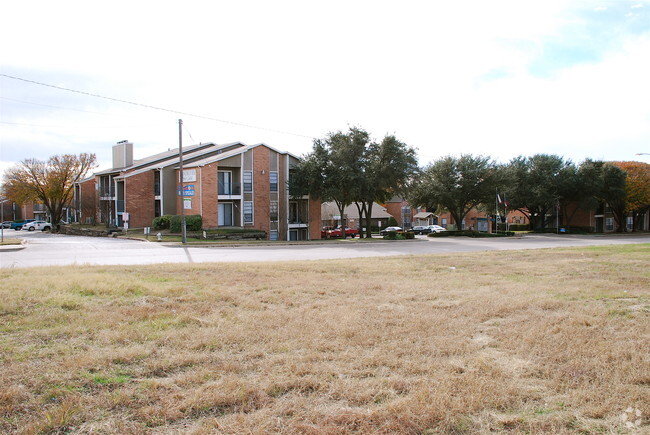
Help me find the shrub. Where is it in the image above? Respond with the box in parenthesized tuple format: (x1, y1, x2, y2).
(429, 230, 514, 238)
(152, 215, 172, 230)
(185, 215, 202, 231)
(387, 216, 398, 227)
(169, 215, 202, 233)
(383, 231, 415, 240)
(508, 224, 529, 231)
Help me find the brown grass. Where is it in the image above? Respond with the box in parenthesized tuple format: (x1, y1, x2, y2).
(1, 244, 648, 434)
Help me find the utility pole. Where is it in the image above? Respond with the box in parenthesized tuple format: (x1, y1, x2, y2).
(179, 119, 187, 244)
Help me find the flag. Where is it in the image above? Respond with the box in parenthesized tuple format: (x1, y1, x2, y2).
(503, 193, 508, 207)
(497, 193, 502, 204)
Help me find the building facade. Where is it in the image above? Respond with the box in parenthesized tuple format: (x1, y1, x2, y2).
(74, 141, 321, 240)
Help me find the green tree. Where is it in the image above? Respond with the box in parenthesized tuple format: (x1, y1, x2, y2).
(503, 154, 575, 230)
(599, 163, 628, 232)
(354, 134, 418, 238)
(291, 127, 417, 238)
(290, 128, 368, 238)
(2, 153, 97, 231)
(409, 154, 497, 230)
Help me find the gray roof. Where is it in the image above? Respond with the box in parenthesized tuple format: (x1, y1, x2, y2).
(115, 142, 246, 180)
(183, 142, 300, 169)
(321, 202, 393, 220)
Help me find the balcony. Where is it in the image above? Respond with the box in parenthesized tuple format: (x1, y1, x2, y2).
(218, 181, 241, 196)
(99, 188, 115, 198)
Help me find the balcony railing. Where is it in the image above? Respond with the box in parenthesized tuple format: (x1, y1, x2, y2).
(218, 181, 241, 196)
(99, 188, 115, 197)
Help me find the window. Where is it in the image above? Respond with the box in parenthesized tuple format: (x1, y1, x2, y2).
(244, 201, 253, 224)
(218, 171, 232, 195)
(270, 171, 278, 192)
(270, 201, 278, 222)
(605, 217, 614, 231)
(154, 171, 161, 196)
(218, 202, 233, 226)
(627, 216, 633, 231)
(243, 171, 253, 193)
(270, 230, 278, 240)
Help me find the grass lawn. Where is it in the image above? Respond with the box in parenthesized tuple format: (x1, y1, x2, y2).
(1, 245, 648, 433)
(0, 238, 21, 246)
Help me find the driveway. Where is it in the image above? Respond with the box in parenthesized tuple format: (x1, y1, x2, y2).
(1, 231, 649, 269)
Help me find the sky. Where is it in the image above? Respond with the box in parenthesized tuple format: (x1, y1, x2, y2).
(1, 0, 649, 183)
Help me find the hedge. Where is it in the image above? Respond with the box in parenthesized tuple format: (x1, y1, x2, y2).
(152, 215, 172, 230)
(169, 214, 202, 233)
(383, 231, 415, 240)
(429, 230, 515, 238)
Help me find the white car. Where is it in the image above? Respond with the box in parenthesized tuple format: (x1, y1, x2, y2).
(22, 220, 52, 231)
(427, 225, 446, 233)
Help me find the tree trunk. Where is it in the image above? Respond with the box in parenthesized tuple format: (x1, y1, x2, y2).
(354, 202, 365, 238)
(335, 201, 347, 239)
(363, 200, 373, 239)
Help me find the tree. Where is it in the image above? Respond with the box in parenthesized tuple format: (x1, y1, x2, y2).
(355, 134, 418, 238)
(291, 127, 417, 238)
(611, 161, 650, 231)
(408, 154, 497, 230)
(599, 163, 628, 232)
(2, 153, 97, 231)
(290, 128, 368, 238)
(503, 154, 575, 230)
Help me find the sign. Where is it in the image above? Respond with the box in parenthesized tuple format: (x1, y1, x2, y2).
(184, 198, 192, 210)
(182, 169, 196, 182)
(122, 212, 129, 222)
(178, 184, 195, 196)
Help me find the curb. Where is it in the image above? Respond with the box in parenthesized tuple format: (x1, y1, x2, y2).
(0, 239, 27, 252)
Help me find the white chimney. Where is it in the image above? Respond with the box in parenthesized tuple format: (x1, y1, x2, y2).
(112, 140, 133, 169)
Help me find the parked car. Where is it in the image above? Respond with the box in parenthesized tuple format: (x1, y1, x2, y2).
(411, 225, 431, 235)
(1, 221, 12, 229)
(427, 225, 446, 233)
(22, 220, 52, 231)
(379, 226, 403, 236)
(9, 219, 34, 231)
(321, 226, 359, 238)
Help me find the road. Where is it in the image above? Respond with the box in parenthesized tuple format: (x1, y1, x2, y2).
(1, 230, 648, 269)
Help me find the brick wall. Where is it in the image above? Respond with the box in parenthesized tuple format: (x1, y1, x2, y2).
(79, 178, 97, 223)
(253, 147, 271, 235)
(201, 163, 219, 228)
(309, 196, 322, 239)
(125, 171, 155, 228)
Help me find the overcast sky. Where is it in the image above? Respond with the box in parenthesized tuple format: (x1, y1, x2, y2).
(1, 0, 649, 182)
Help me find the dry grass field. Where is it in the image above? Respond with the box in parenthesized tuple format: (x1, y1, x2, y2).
(1, 244, 649, 434)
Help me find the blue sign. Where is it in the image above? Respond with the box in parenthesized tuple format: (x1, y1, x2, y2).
(178, 184, 195, 196)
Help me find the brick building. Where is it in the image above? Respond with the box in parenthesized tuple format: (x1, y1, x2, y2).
(73, 141, 321, 240)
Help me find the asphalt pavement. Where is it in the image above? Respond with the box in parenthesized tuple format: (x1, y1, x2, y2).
(1, 230, 649, 269)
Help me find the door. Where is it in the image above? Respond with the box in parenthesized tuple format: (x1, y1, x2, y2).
(218, 203, 233, 226)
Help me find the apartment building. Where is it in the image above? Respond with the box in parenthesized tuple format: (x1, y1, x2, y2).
(74, 141, 321, 240)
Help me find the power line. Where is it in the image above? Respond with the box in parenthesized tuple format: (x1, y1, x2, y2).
(0, 96, 114, 116)
(1, 73, 316, 140)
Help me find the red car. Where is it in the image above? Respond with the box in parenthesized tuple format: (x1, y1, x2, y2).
(321, 226, 359, 238)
